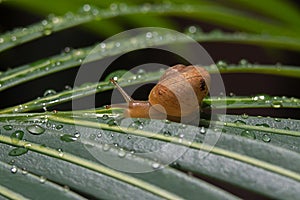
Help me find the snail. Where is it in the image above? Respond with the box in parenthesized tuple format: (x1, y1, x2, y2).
(109, 64, 210, 122)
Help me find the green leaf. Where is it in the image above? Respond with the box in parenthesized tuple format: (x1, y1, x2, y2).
(0, 160, 86, 200)
(1, 113, 299, 199)
(229, 0, 300, 28)
(1, 3, 300, 53)
(0, 119, 239, 199)
(217, 114, 300, 152)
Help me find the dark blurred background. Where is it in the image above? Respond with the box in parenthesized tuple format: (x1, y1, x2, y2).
(0, 2, 299, 119)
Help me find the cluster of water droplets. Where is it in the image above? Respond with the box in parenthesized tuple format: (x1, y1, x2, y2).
(1, 123, 45, 156)
(60, 131, 81, 143)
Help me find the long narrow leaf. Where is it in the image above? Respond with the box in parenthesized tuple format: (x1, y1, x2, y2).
(1, 3, 299, 53)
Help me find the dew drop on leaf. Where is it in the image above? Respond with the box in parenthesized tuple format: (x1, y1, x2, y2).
(103, 144, 110, 151)
(152, 162, 160, 169)
(199, 127, 206, 134)
(21, 168, 28, 175)
(9, 147, 28, 156)
(74, 131, 81, 138)
(234, 120, 246, 125)
(26, 125, 45, 135)
(118, 148, 126, 158)
(60, 134, 77, 142)
(57, 149, 64, 157)
(271, 101, 283, 108)
(216, 60, 227, 69)
(239, 59, 249, 66)
(39, 176, 47, 184)
(102, 114, 109, 120)
(10, 165, 18, 174)
(56, 124, 63, 130)
(262, 134, 271, 143)
(43, 89, 57, 97)
(3, 125, 13, 131)
(274, 118, 281, 122)
(82, 4, 91, 12)
(11, 130, 24, 143)
(108, 119, 117, 126)
(256, 123, 270, 128)
(240, 130, 256, 139)
(241, 113, 249, 119)
(163, 130, 172, 136)
(43, 28, 52, 36)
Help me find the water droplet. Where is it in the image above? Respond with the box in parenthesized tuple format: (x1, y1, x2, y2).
(179, 134, 184, 138)
(9, 147, 28, 156)
(63, 185, 70, 192)
(74, 131, 80, 138)
(146, 32, 153, 39)
(274, 118, 281, 122)
(256, 123, 270, 128)
(43, 27, 52, 36)
(110, 3, 118, 11)
(61, 134, 77, 142)
(188, 26, 197, 34)
(271, 101, 283, 108)
(11, 130, 24, 143)
(130, 150, 135, 154)
(115, 42, 120, 47)
(163, 130, 172, 136)
(239, 59, 249, 66)
(262, 134, 271, 142)
(180, 124, 187, 129)
(97, 132, 102, 138)
(40, 176, 47, 183)
(64, 85, 72, 90)
(276, 62, 282, 71)
(253, 94, 270, 101)
(82, 4, 91, 12)
(240, 130, 256, 139)
(26, 125, 45, 135)
(21, 168, 28, 175)
(10, 165, 18, 174)
(199, 127, 206, 134)
(152, 162, 160, 169)
(216, 60, 227, 69)
(102, 114, 109, 120)
(43, 89, 56, 97)
(57, 149, 64, 157)
(3, 125, 13, 130)
(241, 113, 249, 119)
(100, 42, 106, 49)
(118, 148, 126, 157)
(24, 143, 32, 148)
(234, 120, 246, 125)
(164, 119, 171, 124)
(103, 144, 110, 151)
(108, 119, 117, 126)
(11, 36, 17, 41)
(229, 92, 235, 97)
(56, 124, 63, 130)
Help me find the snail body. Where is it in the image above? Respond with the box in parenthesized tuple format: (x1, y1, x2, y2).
(110, 64, 210, 121)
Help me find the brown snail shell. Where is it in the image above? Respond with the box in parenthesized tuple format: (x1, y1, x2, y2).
(149, 64, 210, 117)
